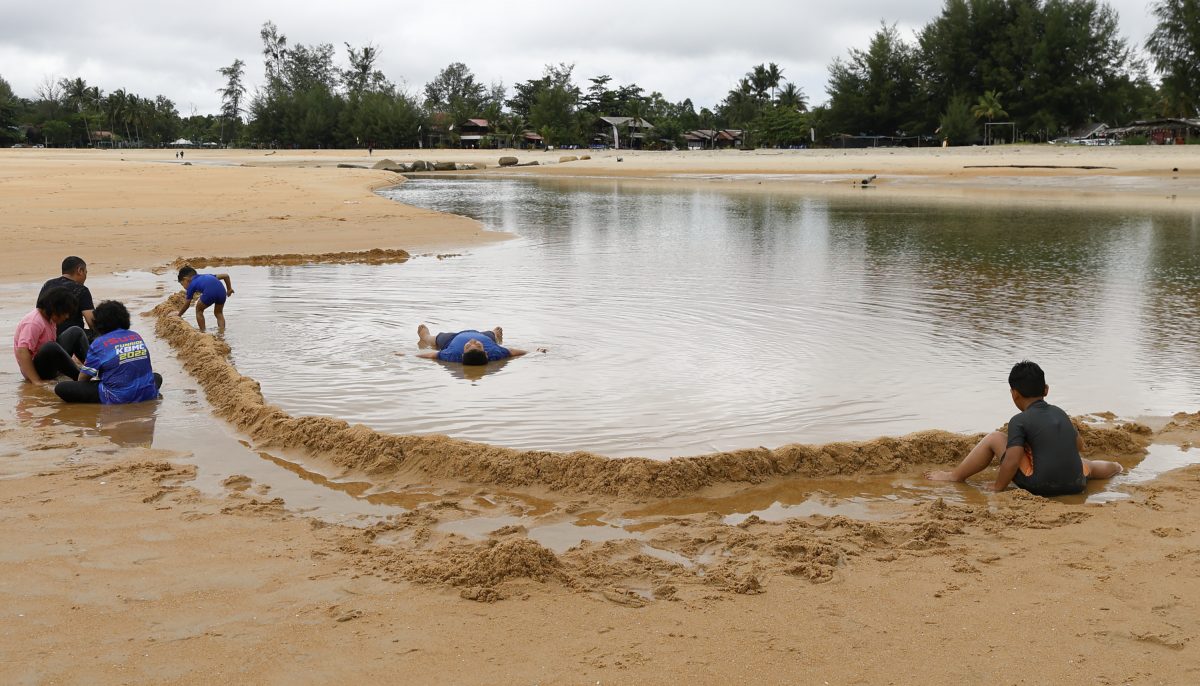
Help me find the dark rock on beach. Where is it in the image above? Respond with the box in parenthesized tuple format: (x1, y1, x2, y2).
(498, 156, 519, 167)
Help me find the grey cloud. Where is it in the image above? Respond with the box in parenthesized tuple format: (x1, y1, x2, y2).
(0, 0, 1162, 115)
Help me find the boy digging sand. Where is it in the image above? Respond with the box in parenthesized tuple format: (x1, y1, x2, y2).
(176, 266, 233, 333)
(926, 361, 1123, 495)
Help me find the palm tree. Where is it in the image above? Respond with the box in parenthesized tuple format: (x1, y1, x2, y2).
(61, 77, 97, 146)
(723, 79, 757, 127)
(766, 62, 784, 100)
(971, 90, 1007, 122)
(776, 82, 808, 111)
(749, 64, 771, 102)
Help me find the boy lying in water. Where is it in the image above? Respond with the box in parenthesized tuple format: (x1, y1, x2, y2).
(415, 324, 535, 365)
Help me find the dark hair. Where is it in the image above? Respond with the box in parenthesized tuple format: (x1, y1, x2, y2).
(1008, 360, 1046, 399)
(177, 265, 197, 282)
(61, 256, 86, 274)
(36, 286, 77, 318)
(93, 300, 131, 335)
(462, 348, 489, 366)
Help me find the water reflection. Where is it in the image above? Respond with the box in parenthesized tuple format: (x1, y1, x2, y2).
(213, 177, 1200, 458)
(14, 384, 159, 448)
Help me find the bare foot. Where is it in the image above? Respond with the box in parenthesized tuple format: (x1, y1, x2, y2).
(492, 326, 503, 344)
(924, 470, 961, 482)
(417, 324, 431, 349)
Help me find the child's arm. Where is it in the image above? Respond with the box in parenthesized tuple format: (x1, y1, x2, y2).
(217, 273, 234, 296)
(176, 294, 193, 317)
(415, 352, 440, 360)
(15, 348, 43, 383)
(991, 445, 1025, 491)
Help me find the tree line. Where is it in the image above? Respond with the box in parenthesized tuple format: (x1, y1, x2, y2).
(1, 1, 1196, 150)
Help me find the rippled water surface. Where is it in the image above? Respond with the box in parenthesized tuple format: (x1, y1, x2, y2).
(219, 177, 1200, 457)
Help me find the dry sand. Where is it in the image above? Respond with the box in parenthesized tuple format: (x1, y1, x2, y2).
(2, 146, 1199, 683)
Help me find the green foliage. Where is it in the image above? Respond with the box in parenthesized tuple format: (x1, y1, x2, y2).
(826, 0, 1152, 140)
(1146, 0, 1200, 117)
(939, 95, 977, 145)
(0, 75, 19, 144)
(752, 106, 810, 147)
(41, 120, 71, 146)
(826, 23, 921, 135)
(971, 90, 1007, 121)
(424, 61, 490, 134)
(527, 64, 580, 146)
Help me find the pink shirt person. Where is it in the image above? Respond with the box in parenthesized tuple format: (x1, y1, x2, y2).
(13, 308, 57, 379)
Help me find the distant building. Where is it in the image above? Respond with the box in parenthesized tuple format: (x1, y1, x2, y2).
(591, 116, 654, 149)
(520, 131, 545, 149)
(458, 118, 489, 148)
(1106, 118, 1200, 145)
(682, 129, 744, 150)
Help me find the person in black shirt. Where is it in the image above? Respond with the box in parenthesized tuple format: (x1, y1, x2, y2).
(38, 256, 95, 341)
(925, 361, 1123, 495)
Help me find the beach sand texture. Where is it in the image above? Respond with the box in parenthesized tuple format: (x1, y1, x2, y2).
(2, 147, 1199, 683)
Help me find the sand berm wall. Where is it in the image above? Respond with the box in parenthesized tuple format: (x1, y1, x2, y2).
(151, 261, 1148, 499)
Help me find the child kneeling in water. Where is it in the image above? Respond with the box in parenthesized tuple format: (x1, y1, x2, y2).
(926, 360, 1122, 495)
(55, 300, 163, 404)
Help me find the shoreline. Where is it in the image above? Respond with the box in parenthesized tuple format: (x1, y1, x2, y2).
(2, 144, 1198, 284)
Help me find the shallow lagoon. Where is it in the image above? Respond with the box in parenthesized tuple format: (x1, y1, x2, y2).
(219, 177, 1200, 458)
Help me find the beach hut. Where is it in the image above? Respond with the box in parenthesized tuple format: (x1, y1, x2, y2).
(457, 119, 490, 148)
(168, 138, 194, 148)
(519, 131, 544, 150)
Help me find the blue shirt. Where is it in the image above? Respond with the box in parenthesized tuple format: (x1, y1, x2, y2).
(79, 329, 159, 404)
(186, 274, 225, 303)
(437, 331, 511, 363)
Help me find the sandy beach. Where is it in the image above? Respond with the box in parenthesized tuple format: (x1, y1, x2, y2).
(2, 146, 1199, 683)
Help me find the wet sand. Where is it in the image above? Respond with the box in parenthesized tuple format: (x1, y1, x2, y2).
(2, 147, 1200, 683)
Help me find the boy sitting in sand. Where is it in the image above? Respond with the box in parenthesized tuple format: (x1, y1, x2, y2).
(55, 300, 163, 404)
(175, 266, 234, 333)
(925, 360, 1123, 495)
(415, 324, 530, 365)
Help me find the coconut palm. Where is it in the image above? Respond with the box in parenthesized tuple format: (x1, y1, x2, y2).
(776, 82, 808, 111)
(61, 77, 99, 145)
(765, 62, 784, 100)
(750, 64, 771, 102)
(971, 90, 1008, 121)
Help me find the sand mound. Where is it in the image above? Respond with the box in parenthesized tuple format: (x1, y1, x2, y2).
(170, 248, 410, 269)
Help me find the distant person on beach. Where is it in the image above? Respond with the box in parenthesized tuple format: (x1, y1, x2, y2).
(415, 324, 531, 365)
(38, 256, 95, 340)
(175, 266, 234, 332)
(55, 300, 162, 404)
(925, 361, 1123, 495)
(13, 287, 87, 382)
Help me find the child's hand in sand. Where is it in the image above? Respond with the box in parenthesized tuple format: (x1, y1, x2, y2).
(923, 470, 957, 481)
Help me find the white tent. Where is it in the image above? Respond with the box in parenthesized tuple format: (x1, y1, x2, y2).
(168, 138, 194, 147)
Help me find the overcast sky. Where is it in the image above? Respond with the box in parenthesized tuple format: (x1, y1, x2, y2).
(0, 0, 1159, 116)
